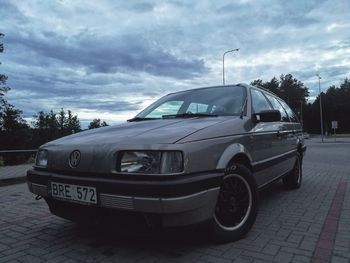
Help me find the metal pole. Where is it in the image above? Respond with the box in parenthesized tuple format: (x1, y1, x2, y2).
(316, 74, 324, 143)
(222, 53, 225, 85)
(300, 100, 303, 131)
(222, 48, 239, 85)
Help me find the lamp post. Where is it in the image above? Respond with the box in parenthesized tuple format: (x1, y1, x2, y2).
(222, 48, 239, 85)
(316, 74, 324, 143)
(300, 100, 303, 131)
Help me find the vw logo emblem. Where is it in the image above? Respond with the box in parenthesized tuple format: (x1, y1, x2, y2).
(69, 150, 81, 168)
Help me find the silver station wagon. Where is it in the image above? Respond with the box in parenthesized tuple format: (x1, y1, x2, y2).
(27, 84, 306, 242)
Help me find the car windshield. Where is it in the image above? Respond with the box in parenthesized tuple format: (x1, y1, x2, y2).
(135, 86, 246, 119)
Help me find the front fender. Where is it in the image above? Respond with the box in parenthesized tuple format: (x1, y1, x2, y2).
(216, 143, 252, 170)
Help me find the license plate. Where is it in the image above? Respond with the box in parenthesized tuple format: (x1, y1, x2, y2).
(49, 182, 97, 204)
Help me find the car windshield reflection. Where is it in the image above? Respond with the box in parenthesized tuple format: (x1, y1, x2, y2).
(135, 86, 246, 119)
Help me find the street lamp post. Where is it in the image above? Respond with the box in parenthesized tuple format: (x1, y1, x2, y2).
(300, 100, 303, 131)
(222, 48, 239, 85)
(316, 74, 324, 143)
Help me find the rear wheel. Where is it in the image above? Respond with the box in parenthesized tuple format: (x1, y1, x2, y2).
(283, 152, 302, 189)
(209, 164, 258, 242)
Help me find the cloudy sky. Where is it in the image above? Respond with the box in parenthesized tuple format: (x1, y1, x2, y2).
(1, 0, 349, 127)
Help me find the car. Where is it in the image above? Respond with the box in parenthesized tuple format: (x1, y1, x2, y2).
(303, 132, 310, 139)
(27, 83, 306, 242)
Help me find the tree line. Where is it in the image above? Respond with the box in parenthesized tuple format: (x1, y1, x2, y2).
(0, 89, 109, 150)
(251, 75, 350, 134)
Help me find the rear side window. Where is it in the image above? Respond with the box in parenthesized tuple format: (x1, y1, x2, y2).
(265, 94, 289, 122)
(278, 100, 299, 123)
(251, 89, 272, 113)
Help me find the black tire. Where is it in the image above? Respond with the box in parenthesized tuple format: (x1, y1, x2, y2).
(283, 152, 302, 189)
(209, 164, 259, 242)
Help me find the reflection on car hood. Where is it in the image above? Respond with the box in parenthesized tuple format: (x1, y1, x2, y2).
(45, 117, 233, 146)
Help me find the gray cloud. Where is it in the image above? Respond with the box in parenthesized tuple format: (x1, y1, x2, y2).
(130, 2, 155, 12)
(65, 100, 142, 112)
(6, 32, 207, 79)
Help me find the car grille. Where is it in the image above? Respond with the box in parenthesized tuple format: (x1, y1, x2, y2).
(99, 193, 134, 210)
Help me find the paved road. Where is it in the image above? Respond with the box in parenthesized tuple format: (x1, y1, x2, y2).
(0, 139, 349, 262)
(0, 164, 33, 181)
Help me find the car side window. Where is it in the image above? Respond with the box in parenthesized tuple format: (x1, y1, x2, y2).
(278, 100, 299, 123)
(250, 89, 272, 113)
(265, 94, 289, 122)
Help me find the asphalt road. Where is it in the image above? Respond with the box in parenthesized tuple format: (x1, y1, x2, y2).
(0, 139, 349, 262)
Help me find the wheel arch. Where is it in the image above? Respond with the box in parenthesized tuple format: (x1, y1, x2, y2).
(216, 143, 253, 171)
(229, 153, 252, 171)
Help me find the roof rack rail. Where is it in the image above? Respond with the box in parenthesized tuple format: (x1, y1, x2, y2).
(251, 84, 278, 97)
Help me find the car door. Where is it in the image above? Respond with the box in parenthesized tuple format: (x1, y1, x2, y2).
(277, 99, 301, 163)
(249, 88, 284, 186)
(264, 94, 296, 177)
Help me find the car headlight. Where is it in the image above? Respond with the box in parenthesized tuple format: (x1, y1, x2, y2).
(118, 151, 183, 174)
(35, 149, 48, 167)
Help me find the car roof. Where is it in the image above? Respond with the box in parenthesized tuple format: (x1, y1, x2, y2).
(166, 83, 249, 96)
(166, 83, 279, 98)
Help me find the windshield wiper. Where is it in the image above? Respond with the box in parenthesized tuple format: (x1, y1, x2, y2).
(162, 113, 218, 119)
(127, 117, 160, 122)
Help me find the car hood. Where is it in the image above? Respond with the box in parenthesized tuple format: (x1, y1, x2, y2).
(44, 117, 232, 147)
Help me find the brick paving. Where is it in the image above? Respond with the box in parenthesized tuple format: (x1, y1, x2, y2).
(0, 139, 349, 262)
(312, 182, 347, 262)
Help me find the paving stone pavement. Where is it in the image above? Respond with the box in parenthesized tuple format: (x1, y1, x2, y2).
(0, 139, 349, 263)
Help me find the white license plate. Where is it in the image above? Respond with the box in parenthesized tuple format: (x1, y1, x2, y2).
(50, 182, 97, 204)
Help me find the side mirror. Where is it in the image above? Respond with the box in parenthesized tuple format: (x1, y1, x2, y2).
(252, 110, 281, 123)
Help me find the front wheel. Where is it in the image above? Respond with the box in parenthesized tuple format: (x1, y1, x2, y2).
(209, 164, 259, 242)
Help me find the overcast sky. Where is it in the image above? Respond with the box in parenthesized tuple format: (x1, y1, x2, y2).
(1, 0, 349, 127)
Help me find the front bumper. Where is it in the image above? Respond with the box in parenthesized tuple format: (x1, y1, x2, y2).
(302, 145, 307, 157)
(27, 169, 222, 227)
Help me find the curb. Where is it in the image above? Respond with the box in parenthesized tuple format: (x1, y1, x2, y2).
(315, 141, 350, 144)
(0, 176, 26, 187)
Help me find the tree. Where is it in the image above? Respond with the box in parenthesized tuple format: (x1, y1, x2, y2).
(0, 32, 10, 130)
(66, 110, 81, 133)
(1, 104, 28, 132)
(302, 78, 350, 134)
(32, 110, 58, 146)
(0, 32, 31, 156)
(251, 74, 309, 115)
(88, 118, 108, 129)
(251, 77, 280, 96)
(57, 108, 67, 135)
(0, 103, 31, 164)
(279, 74, 309, 112)
(32, 109, 81, 146)
(0, 78, 9, 103)
(322, 79, 350, 133)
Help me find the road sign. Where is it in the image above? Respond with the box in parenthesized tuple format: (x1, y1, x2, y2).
(331, 121, 338, 129)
